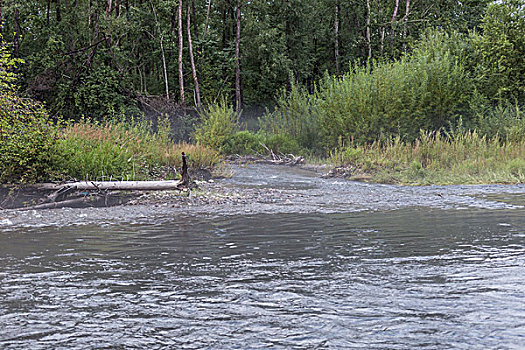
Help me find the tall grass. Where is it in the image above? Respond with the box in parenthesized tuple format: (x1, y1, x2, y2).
(330, 130, 525, 184)
(57, 117, 219, 181)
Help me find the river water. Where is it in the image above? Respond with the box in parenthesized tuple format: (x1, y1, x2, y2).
(1, 165, 524, 349)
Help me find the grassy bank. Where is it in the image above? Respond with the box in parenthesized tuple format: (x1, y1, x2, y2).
(328, 131, 525, 185)
(56, 118, 220, 182)
(0, 110, 219, 183)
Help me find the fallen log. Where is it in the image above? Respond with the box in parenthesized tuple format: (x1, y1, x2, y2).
(38, 180, 187, 191)
(38, 151, 192, 192)
(12, 152, 194, 210)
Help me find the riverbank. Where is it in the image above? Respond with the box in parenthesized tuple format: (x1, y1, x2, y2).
(1, 164, 524, 230)
(325, 131, 525, 185)
(2, 153, 524, 211)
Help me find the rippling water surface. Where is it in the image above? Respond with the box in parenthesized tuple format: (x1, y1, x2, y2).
(1, 165, 524, 349)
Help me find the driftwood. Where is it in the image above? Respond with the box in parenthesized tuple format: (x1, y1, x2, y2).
(226, 144, 305, 166)
(17, 196, 102, 211)
(39, 180, 188, 191)
(259, 143, 305, 165)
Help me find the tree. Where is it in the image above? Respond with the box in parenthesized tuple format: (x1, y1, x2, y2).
(151, 0, 170, 100)
(187, 1, 201, 108)
(178, 0, 185, 107)
(472, 0, 525, 104)
(234, 0, 242, 111)
(0, 0, 495, 117)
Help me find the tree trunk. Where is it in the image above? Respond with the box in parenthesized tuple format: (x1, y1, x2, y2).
(365, 0, 372, 60)
(56, 0, 61, 23)
(191, 0, 198, 42)
(180, 152, 190, 187)
(378, 0, 385, 56)
(40, 180, 189, 191)
(221, 0, 228, 50)
(178, 0, 185, 107)
(46, 0, 51, 25)
(107, 0, 113, 15)
(235, 0, 242, 111)
(390, 0, 400, 50)
(187, 2, 201, 108)
(152, 1, 170, 100)
(403, 0, 410, 46)
(14, 8, 20, 58)
(203, 0, 212, 38)
(335, 0, 340, 75)
(88, 0, 92, 26)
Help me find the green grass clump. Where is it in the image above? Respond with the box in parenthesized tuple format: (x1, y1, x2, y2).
(57, 117, 219, 181)
(330, 130, 525, 185)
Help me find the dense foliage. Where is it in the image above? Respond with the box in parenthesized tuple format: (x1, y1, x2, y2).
(1, 0, 491, 118)
(1, 36, 218, 183)
(258, 1, 525, 153)
(1, 0, 524, 185)
(0, 38, 61, 183)
(262, 30, 472, 149)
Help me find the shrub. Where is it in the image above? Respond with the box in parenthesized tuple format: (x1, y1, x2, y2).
(222, 131, 265, 155)
(317, 30, 471, 146)
(264, 30, 472, 152)
(195, 99, 239, 152)
(259, 81, 320, 150)
(0, 93, 62, 183)
(474, 102, 525, 141)
(471, 0, 525, 104)
(264, 134, 302, 155)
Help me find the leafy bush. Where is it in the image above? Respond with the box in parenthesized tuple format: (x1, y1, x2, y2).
(473, 102, 525, 142)
(0, 93, 61, 183)
(264, 133, 302, 155)
(195, 99, 239, 152)
(263, 30, 472, 152)
(259, 81, 320, 150)
(222, 131, 265, 155)
(318, 30, 470, 146)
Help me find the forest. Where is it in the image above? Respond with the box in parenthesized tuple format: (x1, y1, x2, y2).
(0, 0, 524, 184)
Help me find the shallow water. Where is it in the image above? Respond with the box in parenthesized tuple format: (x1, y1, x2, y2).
(1, 165, 524, 349)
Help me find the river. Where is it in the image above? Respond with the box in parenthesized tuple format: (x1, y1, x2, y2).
(1, 165, 524, 349)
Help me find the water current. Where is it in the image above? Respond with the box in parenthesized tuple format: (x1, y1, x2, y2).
(1, 165, 524, 349)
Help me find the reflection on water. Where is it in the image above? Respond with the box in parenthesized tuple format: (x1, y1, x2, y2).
(1, 209, 524, 349)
